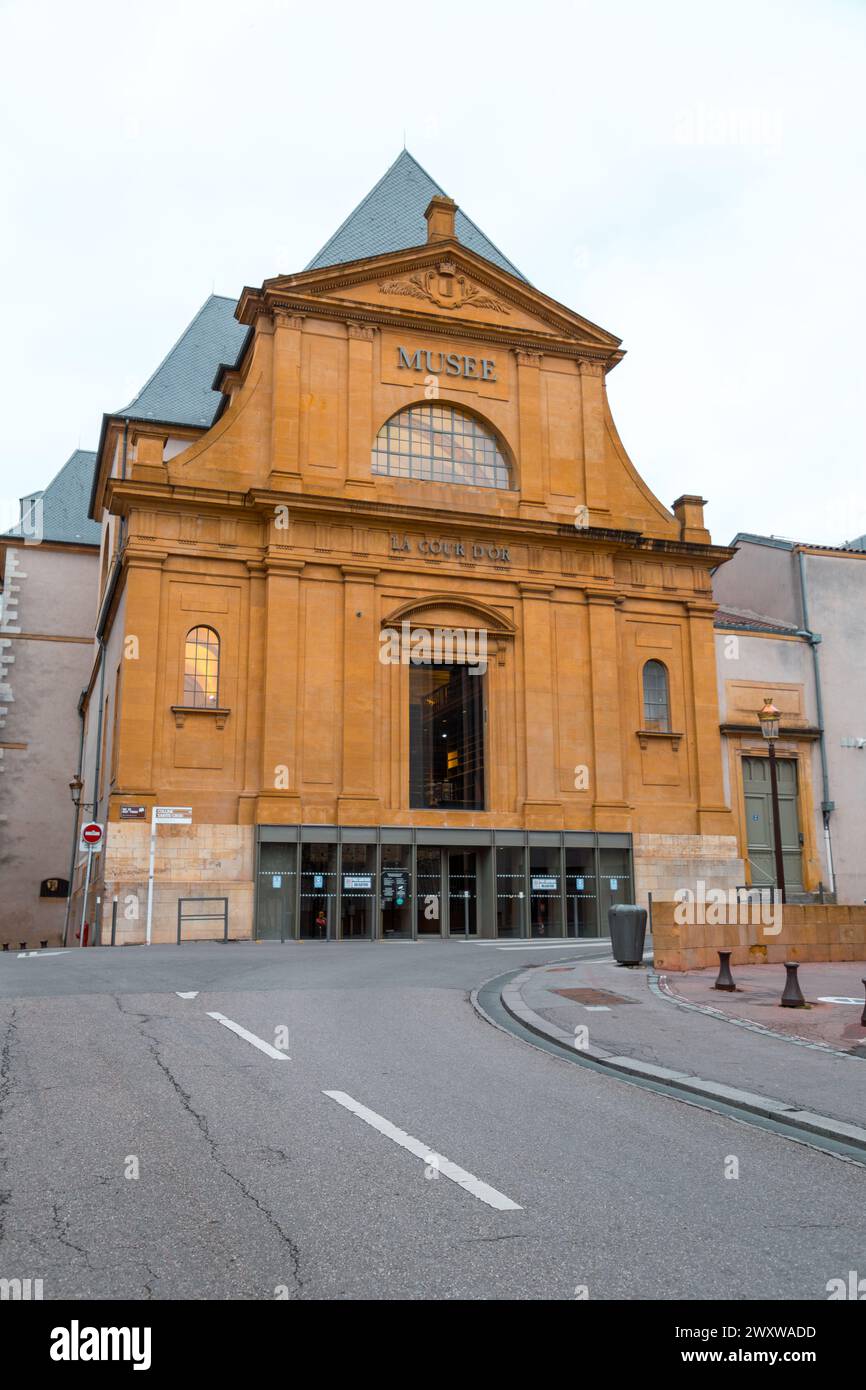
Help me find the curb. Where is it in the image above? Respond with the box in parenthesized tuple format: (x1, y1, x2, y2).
(498, 967, 866, 1156)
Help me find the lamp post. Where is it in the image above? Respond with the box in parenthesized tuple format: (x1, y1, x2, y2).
(757, 697, 786, 904)
(66, 776, 97, 948)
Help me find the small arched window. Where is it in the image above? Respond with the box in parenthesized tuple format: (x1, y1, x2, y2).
(372, 403, 511, 489)
(642, 660, 670, 732)
(184, 626, 220, 708)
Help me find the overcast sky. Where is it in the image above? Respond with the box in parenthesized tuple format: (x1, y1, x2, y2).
(1, 0, 864, 546)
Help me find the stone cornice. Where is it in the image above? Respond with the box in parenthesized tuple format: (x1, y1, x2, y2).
(257, 291, 619, 364)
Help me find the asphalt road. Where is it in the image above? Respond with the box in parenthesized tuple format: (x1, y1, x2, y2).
(1, 939, 863, 1300)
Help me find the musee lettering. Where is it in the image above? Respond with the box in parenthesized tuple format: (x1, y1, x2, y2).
(397, 346, 496, 382)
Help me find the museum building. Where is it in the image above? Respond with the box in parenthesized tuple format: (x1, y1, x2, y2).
(75, 151, 744, 943)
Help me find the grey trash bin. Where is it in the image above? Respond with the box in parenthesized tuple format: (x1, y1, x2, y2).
(608, 904, 647, 966)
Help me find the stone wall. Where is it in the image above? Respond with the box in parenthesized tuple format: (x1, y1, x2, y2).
(100, 823, 254, 945)
(652, 900, 866, 971)
(633, 832, 744, 907)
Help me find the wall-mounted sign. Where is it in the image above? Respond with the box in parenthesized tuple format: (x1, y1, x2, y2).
(397, 346, 496, 383)
(313, 874, 324, 889)
(120, 805, 146, 820)
(343, 875, 373, 891)
(390, 533, 510, 563)
(531, 877, 558, 892)
(154, 806, 192, 825)
(40, 877, 68, 899)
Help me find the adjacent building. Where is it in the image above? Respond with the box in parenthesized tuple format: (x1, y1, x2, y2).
(0, 451, 100, 947)
(713, 532, 866, 906)
(62, 151, 747, 942)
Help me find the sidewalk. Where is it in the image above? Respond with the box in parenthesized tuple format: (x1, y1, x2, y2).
(663, 960, 866, 1053)
(505, 954, 866, 1134)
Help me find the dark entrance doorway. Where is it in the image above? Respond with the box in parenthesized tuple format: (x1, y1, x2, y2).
(447, 851, 478, 936)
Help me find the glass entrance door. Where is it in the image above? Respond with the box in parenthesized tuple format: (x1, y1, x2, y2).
(416, 849, 443, 936)
(448, 851, 478, 936)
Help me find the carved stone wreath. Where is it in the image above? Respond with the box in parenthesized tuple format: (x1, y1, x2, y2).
(378, 262, 510, 314)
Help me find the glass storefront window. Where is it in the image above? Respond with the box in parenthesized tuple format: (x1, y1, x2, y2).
(416, 848, 442, 936)
(341, 843, 376, 940)
(300, 843, 337, 940)
(256, 843, 297, 940)
(565, 847, 597, 937)
(598, 847, 632, 931)
(381, 844, 412, 939)
(409, 663, 484, 810)
(530, 846, 562, 938)
(496, 846, 525, 937)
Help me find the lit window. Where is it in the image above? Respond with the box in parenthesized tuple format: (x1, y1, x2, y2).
(184, 626, 220, 708)
(372, 404, 511, 489)
(642, 660, 670, 732)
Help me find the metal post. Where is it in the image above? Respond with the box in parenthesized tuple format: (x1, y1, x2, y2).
(110, 897, 118, 947)
(781, 960, 806, 1008)
(714, 950, 736, 992)
(464, 888, 469, 938)
(861, 979, 866, 1028)
(145, 806, 157, 946)
(767, 742, 787, 905)
(78, 844, 94, 947)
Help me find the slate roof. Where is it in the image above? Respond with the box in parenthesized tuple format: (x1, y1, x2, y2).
(730, 531, 866, 556)
(306, 150, 527, 281)
(108, 155, 523, 436)
(713, 606, 802, 635)
(115, 294, 249, 428)
(5, 449, 101, 546)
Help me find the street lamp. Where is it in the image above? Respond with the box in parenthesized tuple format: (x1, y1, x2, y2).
(757, 697, 786, 904)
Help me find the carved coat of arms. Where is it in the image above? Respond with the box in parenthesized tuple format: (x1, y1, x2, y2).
(379, 261, 509, 314)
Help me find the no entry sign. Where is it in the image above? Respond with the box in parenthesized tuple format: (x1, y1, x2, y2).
(80, 822, 104, 851)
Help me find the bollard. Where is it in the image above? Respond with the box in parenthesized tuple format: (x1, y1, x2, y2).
(861, 979, 866, 1028)
(714, 950, 736, 992)
(781, 960, 806, 1008)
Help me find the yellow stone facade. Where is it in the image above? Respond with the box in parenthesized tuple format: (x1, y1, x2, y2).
(78, 193, 743, 942)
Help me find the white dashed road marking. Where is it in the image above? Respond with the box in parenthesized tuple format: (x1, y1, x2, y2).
(323, 1090, 522, 1212)
(207, 1011, 289, 1060)
(176, 991, 199, 999)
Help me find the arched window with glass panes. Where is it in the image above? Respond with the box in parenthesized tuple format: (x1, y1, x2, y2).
(371, 403, 511, 489)
(642, 660, 670, 732)
(183, 626, 220, 708)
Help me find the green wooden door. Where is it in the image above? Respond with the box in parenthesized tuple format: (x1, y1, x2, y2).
(742, 756, 803, 893)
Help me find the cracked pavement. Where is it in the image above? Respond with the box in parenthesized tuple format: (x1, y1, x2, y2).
(0, 940, 864, 1299)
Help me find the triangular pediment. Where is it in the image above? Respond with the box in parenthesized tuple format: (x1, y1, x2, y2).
(244, 241, 622, 357)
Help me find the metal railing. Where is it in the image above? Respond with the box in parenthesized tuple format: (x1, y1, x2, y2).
(177, 897, 229, 944)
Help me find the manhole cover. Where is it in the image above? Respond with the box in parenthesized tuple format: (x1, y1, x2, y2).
(552, 987, 634, 1005)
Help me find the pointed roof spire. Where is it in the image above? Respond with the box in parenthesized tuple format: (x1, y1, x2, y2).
(306, 150, 526, 281)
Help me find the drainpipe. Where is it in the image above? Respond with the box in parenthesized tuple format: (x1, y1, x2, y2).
(62, 694, 87, 947)
(796, 549, 835, 896)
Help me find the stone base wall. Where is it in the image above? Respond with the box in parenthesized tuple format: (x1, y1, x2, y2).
(99, 823, 254, 945)
(633, 833, 744, 908)
(652, 901, 866, 970)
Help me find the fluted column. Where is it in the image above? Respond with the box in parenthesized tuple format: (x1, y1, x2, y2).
(520, 583, 561, 825)
(686, 599, 735, 834)
(269, 309, 303, 488)
(586, 589, 628, 829)
(257, 555, 304, 822)
(517, 350, 545, 511)
(346, 323, 376, 494)
(578, 358, 609, 517)
(338, 565, 381, 822)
